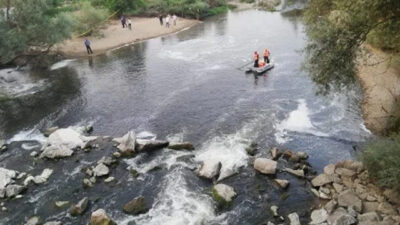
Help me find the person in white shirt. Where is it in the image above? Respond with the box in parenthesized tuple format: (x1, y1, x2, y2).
(173, 14, 177, 26)
(166, 14, 171, 28)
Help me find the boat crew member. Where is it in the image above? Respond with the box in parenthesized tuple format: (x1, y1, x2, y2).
(254, 51, 259, 68)
(263, 48, 270, 63)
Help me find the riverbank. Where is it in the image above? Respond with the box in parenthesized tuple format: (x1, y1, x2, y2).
(55, 17, 200, 57)
(357, 45, 400, 134)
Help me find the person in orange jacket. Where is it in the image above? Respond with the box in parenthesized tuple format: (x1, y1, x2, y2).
(254, 51, 259, 68)
(263, 48, 270, 64)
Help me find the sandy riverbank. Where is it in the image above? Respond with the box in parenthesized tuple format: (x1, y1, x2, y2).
(56, 17, 200, 57)
(357, 45, 400, 134)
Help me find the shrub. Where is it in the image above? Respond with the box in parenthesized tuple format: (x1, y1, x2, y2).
(69, 2, 109, 36)
(360, 134, 400, 191)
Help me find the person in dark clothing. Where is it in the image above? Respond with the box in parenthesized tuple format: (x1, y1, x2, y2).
(121, 15, 126, 28)
(85, 39, 93, 54)
(159, 15, 163, 26)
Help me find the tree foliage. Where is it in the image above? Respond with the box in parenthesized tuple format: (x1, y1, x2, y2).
(304, 0, 400, 93)
(0, 0, 72, 65)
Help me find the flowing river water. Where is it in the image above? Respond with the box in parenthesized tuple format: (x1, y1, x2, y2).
(0, 9, 371, 225)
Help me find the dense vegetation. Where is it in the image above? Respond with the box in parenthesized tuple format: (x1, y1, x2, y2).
(361, 134, 400, 192)
(0, 0, 227, 66)
(304, 0, 400, 93)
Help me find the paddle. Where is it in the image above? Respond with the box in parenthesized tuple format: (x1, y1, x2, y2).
(236, 61, 253, 70)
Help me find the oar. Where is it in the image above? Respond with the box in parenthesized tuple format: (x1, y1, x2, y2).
(236, 61, 253, 70)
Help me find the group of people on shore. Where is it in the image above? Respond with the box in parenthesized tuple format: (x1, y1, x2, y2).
(253, 49, 270, 67)
(159, 14, 178, 28)
(121, 15, 132, 30)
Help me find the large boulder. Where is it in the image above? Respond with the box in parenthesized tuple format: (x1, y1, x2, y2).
(168, 142, 195, 151)
(70, 197, 89, 216)
(40, 128, 96, 159)
(136, 140, 169, 152)
(324, 164, 336, 175)
(90, 209, 116, 225)
(40, 145, 74, 159)
(254, 158, 277, 175)
(338, 190, 362, 212)
(0, 167, 17, 189)
(5, 184, 25, 198)
(212, 184, 236, 208)
(123, 196, 148, 215)
(93, 163, 109, 177)
(288, 212, 301, 225)
(311, 174, 333, 187)
(310, 208, 328, 224)
(113, 131, 136, 155)
(198, 159, 221, 180)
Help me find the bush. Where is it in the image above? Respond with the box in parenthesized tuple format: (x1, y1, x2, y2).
(360, 134, 400, 191)
(69, 2, 109, 36)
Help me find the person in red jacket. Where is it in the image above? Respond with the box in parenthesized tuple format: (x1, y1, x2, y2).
(263, 48, 270, 64)
(254, 51, 259, 68)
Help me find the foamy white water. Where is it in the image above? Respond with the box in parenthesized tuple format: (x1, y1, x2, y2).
(275, 99, 328, 143)
(50, 59, 76, 71)
(118, 168, 226, 225)
(7, 128, 46, 144)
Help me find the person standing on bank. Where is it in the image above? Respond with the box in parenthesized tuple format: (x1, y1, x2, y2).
(173, 14, 177, 26)
(85, 39, 93, 55)
(121, 15, 126, 28)
(128, 19, 132, 30)
(159, 14, 163, 26)
(166, 14, 170, 28)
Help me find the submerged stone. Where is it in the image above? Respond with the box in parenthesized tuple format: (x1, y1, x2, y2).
(212, 184, 237, 209)
(123, 196, 148, 215)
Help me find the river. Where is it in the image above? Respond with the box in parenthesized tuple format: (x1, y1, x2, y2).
(0, 9, 371, 225)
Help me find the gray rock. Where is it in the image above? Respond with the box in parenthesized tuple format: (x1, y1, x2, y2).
(311, 174, 333, 187)
(336, 168, 356, 177)
(83, 178, 94, 188)
(288, 212, 301, 225)
(274, 179, 290, 189)
(271, 205, 279, 217)
(0, 167, 17, 189)
(324, 164, 336, 175)
(33, 168, 53, 184)
(310, 208, 328, 224)
(333, 214, 357, 225)
(93, 163, 109, 177)
(325, 200, 338, 214)
(104, 177, 115, 183)
(296, 151, 308, 159)
(123, 196, 148, 215)
(270, 147, 281, 160)
(5, 184, 25, 198)
(285, 168, 305, 178)
(254, 158, 277, 175)
(168, 142, 195, 151)
(338, 190, 362, 212)
(90, 209, 115, 225)
(30, 151, 38, 157)
(70, 197, 89, 216)
(198, 160, 221, 180)
(363, 201, 379, 213)
(43, 127, 59, 137)
(25, 216, 41, 225)
(97, 156, 116, 166)
(40, 145, 74, 159)
(55, 201, 70, 208)
(43, 222, 62, 225)
(213, 184, 236, 203)
(347, 206, 357, 218)
(136, 140, 169, 152)
(383, 189, 400, 205)
(327, 207, 347, 224)
(377, 202, 397, 215)
(358, 211, 380, 223)
(333, 183, 344, 193)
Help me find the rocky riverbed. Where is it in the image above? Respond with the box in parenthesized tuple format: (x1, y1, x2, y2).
(0, 126, 396, 225)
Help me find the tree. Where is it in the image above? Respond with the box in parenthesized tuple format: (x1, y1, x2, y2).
(105, 0, 146, 14)
(304, 0, 400, 94)
(0, 0, 72, 65)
